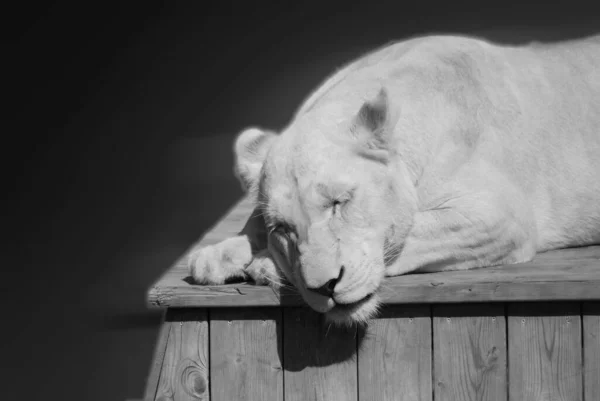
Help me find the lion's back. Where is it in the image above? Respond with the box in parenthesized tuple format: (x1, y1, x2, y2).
(464, 36, 600, 249)
(293, 35, 498, 118)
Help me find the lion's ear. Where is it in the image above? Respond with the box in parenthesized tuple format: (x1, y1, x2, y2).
(353, 88, 398, 162)
(234, 127, 277, 192)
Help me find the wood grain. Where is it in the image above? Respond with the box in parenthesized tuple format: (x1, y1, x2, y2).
(358, 305, 432, 401)
(209, 308, 283, 401)
(144, 311, 170, 401)
(147, 195, 600, 308)
(433, 304, 507, 401)
(148, 253, 600, 308)
(583, 302, 600, 401)
(283, 307, 358, 401)
(508, 302, 582, 401)
(155, 309, 209, 401)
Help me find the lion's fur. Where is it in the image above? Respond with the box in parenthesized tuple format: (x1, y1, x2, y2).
(192, 34, 600, 325)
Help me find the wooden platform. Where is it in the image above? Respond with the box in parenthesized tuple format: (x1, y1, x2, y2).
(149, 196, 600, 308)
(145, 196, 600, 401)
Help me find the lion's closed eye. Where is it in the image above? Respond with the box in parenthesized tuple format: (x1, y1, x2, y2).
(270, 223, 296, 239)
(331, 193, 353, 216)
(332, 200, 342, 214)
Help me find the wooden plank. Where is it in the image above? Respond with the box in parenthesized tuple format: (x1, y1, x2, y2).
(283, 307, 358, 401)
(148, 252, 600, 308)
(583, 302, 600, 401)
(508, 302, 582, 401)
(433, 304, 506, 401)
(358, 305, 432, 401)
(155, 309, 209, 401)
(148, 196, 600, 308)
(149, 281, 286, 308)
(144, 311, 170, 401)
(210, 308, 282, 401)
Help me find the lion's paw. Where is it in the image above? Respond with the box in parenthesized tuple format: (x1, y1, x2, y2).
(244, 249, 282, 286)
(188, 236, 253, 285)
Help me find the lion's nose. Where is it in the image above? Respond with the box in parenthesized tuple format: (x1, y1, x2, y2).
(306, 266, 345, 298)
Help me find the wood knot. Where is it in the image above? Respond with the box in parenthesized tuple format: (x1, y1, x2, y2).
(486, 346, 499, 364)
(193, 375, 207, 396)
(179, 359, 208, 399)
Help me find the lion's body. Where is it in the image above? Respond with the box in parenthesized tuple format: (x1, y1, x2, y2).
(191, 34, 600, 323)
(297, 35, 600, 258)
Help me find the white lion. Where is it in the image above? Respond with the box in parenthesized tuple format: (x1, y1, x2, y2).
(189, 34, 600, 324)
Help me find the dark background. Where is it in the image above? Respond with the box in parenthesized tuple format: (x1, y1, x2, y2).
(6, 1, 599, 400)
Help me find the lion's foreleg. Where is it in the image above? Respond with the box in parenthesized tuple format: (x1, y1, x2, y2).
(188, 206, 282, 285)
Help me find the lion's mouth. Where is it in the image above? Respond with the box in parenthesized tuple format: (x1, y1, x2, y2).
(332, 292, 375, 312)
(324, 291, 379, 324)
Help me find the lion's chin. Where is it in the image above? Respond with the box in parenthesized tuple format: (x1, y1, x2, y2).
(324, 293, 381, 326)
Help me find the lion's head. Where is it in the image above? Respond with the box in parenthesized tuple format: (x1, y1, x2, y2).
(234, 85, 418, 325)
